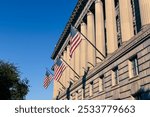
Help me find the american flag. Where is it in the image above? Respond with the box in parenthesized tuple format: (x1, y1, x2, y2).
(43, 71, 53, 89)
(70, 26, 82, 57)
(54, 58, 66, 81)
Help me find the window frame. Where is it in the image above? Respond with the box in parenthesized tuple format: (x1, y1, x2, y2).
(89, 81, 94, 97)
(75, 91, 78, 100)
(99, 75, 105, 92)
(111, 66, 119, 86)
(128, 55, 139, 78)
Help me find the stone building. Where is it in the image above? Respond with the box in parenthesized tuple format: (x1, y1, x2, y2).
(51, 0, 150, 100)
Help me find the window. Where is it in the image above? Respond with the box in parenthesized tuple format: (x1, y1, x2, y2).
(75, 91, 78, 100)
(130, 0, 142, 34)
(114, 0, 119, 7)
(99, 75, 105, 92)
(114, 0, 122, 48)
(89, 81, 94, 96)
(128, 55, 139, 78)
(112, 67, 119, 86)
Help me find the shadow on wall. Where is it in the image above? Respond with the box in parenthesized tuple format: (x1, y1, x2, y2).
(56, 67, 90, 100)
(132, 87, 150, 100)
(66, 81, 73, 100)
(82, 67, 90, 99)
(56, 91, 60, 100)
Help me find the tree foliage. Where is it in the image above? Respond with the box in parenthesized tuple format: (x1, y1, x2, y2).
(0, 60, 29, 100)
(133, 88, 150, 100)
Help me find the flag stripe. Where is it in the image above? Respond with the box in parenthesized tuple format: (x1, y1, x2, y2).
(43, 78, 49, 89)
(54, 66, 64, 81)
(70, 26, 82, 57)
(70, 33, 82, 56)
(54, 65, 62, 81)
(55, 64, 65, 81)
(54, 59, 66, 81)
(70, 33, 80, 51)
(44, 78, 51, 88)
(43, 75, 53, 89)
(54, 64, 65, 81)
(70, 39, 81, 57)
(70, 33, 80, 48)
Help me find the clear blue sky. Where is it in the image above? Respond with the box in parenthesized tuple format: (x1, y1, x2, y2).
(0, 0, 77, 100)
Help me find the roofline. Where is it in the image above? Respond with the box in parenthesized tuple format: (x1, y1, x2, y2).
(51, 0, 88, 60)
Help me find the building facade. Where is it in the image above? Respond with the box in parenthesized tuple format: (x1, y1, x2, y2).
(51, 0, 150, 100)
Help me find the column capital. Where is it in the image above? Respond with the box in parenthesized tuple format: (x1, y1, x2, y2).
(67, 45, 70, 48)
(87, 11, 93, 16)
(63, 50, 67, 54)
(95, 0, 102, 4)
(81, 22, 86, 26)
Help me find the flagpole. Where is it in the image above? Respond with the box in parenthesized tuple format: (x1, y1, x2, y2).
(58, 81, 66, 89)
(46, 68, 66, 89)
(59, 88, 63, 92)
(60, 56, 80, 79)
(73, 26, 106, 60)
(46, 67, 54, 76)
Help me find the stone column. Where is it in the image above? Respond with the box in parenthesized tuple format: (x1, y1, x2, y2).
(119, 0, 134, 42)
(63, 50, 67, 86)
(139, 0, 150, 27)
(105, 0, 118, 54)
(53, 68, 61, 98)
(59, 54, 65, 89)
(66, 45, 70, 87)
(95, 0, 105, 63)
(75, 38, 80, 77)
(53, 80, 58, 98)
(80, 22, 87, 76)
(87, 11, 96, 69)
(70, 52, 75, 81)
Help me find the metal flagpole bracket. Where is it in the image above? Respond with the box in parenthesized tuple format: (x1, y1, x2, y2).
(73, 26, 106, 59)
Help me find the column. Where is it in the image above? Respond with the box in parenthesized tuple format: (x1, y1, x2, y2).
(95, 0, 106, 63)
(59, 54, 65, 89)
(70, 52, 75, 81)
(105, 0, 118, 54)
(87, 11, 96, 69)
(63, 50, 67, 86)
(75, 37, 80, 77)
(119, 0, 134, 42)
(139, 0, 150, 27)
(53, 80, 58, 98)
(66, 45, 70, 87)
(53, 58, 61, 98)
(80, 22, 87, 76)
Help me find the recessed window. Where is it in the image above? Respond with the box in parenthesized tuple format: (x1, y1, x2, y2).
(130, 0, 142, 34)
(112, 67, 119, 86)
(99, 75, 105, 92)
(128, 55, 139, 78)
(75, 91, 78, 100)
(89, 81, 94, 96)
(114, 0, 119, 7)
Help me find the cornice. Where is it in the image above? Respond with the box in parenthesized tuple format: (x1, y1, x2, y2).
(51, 0, 89, 60)
(57, 0, 95, 60)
